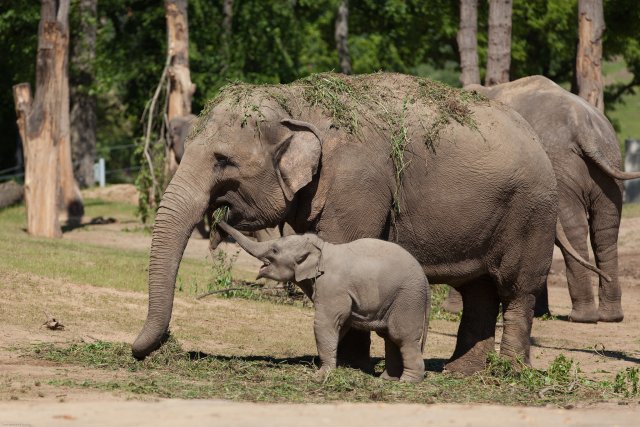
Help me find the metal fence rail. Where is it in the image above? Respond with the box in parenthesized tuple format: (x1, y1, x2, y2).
(1, 143, 139, 186)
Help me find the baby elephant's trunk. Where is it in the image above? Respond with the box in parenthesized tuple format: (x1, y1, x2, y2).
(217, 221, 270, 259)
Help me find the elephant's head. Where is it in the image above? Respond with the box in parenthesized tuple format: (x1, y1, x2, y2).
(131, 94, 323, 360)
(217, 221, 324, 283)
(168, 114, 196, 163)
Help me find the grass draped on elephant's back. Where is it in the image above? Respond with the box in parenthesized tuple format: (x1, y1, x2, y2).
(189, 72, 488, 214)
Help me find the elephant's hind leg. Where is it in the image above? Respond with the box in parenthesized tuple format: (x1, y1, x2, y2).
(444, 278, 500, 375)
(589, 178, 624, 322)
(559, 200, 599, 323)
(499, 293, 536, 364)
(380, 337, 402, 381)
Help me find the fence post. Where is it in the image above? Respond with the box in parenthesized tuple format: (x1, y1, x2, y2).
(625, 139, 640, 203)
(94, 158, 106, 188)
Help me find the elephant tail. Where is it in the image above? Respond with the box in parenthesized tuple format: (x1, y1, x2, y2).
(421, 281, 430, 354)
(577, 119, 640, 180)
(555, 220, 612, 282)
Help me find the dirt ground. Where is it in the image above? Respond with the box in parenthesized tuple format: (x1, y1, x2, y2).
(1, 198, 639, 425)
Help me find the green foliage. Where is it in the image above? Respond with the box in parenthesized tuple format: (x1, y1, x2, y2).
(203, 246, 308, 306)
(2, 0, 640, 186)
(0, 201, 210, 293)
(27, 341, 637, 404)
(613, 367, 639, 398)
(429, 284, 462, 322)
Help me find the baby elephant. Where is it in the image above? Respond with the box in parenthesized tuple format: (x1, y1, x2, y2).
(218, 221, 430, 382)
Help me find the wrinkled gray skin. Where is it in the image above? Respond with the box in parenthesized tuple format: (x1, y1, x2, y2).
(132, 73, 559, 375)
(218, 221, 430, 382)
(450, 76, 640, 323)
(169, 114, 282, 242)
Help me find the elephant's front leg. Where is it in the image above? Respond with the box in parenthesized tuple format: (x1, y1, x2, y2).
(313, 304, 351, 381)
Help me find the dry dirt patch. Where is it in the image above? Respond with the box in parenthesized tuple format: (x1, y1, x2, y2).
(0, 202, 639, 420)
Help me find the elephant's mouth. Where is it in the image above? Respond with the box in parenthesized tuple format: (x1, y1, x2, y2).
(258, 259, 271, 276)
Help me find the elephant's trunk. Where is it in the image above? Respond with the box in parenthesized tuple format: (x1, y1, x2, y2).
(132, 167, 211, 360)
(218, 221, 270, 259)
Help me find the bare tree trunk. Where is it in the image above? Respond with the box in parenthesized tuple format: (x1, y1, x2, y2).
(335, 0, 352, 75)
(485, 0, 512, 86)
(11, 0, 75, 238)
(577, 0, 605, 112)
(165, 0, 196, 178)
(60, 58, 84, 219)
(457, 0, 480, 86)
(70, 0, 97, 188)
(221, 0, 233, 72)
(223, 0, 233, 36)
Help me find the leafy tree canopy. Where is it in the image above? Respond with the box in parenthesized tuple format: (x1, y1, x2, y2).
(0, 0, 638, 174)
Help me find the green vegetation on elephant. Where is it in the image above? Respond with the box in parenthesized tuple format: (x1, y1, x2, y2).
(191, 72, 488, 213)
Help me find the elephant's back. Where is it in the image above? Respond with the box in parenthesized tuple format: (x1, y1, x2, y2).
(396, 99, 557, 280)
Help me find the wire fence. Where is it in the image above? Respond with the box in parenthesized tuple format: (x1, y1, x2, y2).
(0, 143, 139, 185)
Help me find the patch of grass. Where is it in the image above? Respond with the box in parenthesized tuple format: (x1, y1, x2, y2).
(82, 198, 138, 222)
(25, 340, 636, 405)
(197, 248, 309, 306)
(613, 367, 639, 398)
(418, 77, 487, 148)
(429, 284, 462, 322)
(299, 73, 362, 134)
(0, 203, 210, 293)
(622, 203, 640, 219)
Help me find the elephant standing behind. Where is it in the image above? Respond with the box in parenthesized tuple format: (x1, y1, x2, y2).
(132, 72, 560, 375)
(455, 76, 640, 323)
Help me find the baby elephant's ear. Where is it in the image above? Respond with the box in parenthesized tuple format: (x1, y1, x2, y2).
(294, 240, 323, 282)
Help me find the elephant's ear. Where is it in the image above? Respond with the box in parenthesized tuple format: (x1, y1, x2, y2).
(276, 119, 323, 201)
(293, 237, 323, 282)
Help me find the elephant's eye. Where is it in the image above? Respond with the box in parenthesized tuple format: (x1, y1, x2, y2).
(214, 154, 234, 169)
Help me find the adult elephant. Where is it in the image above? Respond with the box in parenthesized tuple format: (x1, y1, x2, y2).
(444, 76, 640, 323)
(132, 72, 560, 375)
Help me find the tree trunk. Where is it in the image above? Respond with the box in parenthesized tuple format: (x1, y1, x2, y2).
(457, 0, 480, 86)
(335, 0, 352, 75)
(485, 0, 512, 86)
(222, 0, 233, 36)
(70, 0, 97, 188)
(577, 0, 605, 112)
(11, 0, 75, 238)
(60, 58, 84, 219)
(165, 0, 196, 178)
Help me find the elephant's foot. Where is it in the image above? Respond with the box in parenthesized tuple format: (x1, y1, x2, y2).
(598, 305, 624, 323)
(399, 372, 424, 383)
(314, 366, 333, 382)
(380, 370, 400, 381)
(568, 305, 599, 323)
(441, 288, 463, 314)
(444, 337, 493, 376)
